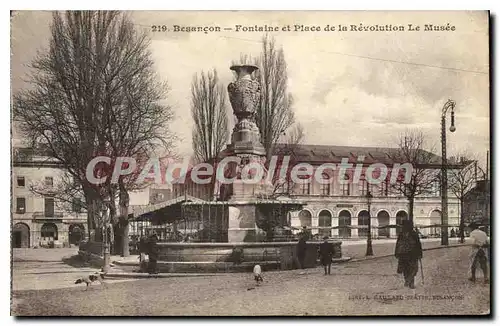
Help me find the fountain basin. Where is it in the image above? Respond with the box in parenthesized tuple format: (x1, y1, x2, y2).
(112, 240, 349, 273)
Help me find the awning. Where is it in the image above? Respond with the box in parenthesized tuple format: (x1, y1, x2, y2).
(129, 195, 205, 221)
(130, 196, 306, 223)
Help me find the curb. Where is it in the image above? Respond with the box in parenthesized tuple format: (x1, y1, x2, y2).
(349, 243, 468, 263)
(104, 272, 224, 279)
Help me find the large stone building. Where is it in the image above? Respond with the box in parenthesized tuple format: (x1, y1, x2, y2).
(172, 144, 463, 239)
(11, 146, 174, 248)
(12, 147, 87, 248)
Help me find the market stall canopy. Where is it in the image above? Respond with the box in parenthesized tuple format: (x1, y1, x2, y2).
(129, 195, 204, 222)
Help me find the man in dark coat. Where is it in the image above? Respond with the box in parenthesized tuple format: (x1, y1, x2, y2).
(318, 236, 335, 275)
(296, 232, 308, 269)
(147, 232, 159, 274)
(395, 220, 423, 289)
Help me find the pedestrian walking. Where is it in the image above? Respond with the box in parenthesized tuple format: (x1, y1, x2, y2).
(297, 233, 307, 269)
(318, 236, 335, 275)
(394, 220, 423, 289)
(147, 232, 159, 274)
(450, 228, 456, 238)
(467, 223, 489, 283)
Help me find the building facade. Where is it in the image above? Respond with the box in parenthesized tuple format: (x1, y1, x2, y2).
(12, 148, 87, 248)
(463, 179, 490, 227)
(172, 144, 462, 239)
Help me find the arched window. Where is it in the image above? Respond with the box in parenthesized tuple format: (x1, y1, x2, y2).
(378, 210, 391, 237)
(320, 173, 331, 196)
(318, 210, 332, 237)
(395, 210, 408, 236)
(338, 210, 352, 238)
(358, 210, 370, 237)
(41, 223, 58, 240)
(299, 210, 312, 227)
(430, 210, 442, 236)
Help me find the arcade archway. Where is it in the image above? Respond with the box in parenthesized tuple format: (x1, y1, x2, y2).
(318, 210, 332, 237)
(12, 223, 30, 248)
(395, 211, 408, 236)
(298, 210, 312, 228)
(69, 224, 85, 245)
(41, 223, 58, 240)
(338, 210, 351, 238)
(357, 210, 370, 238)
(377, 210, 390, 237)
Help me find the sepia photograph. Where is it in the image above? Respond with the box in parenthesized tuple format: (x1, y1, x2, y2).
(10, 10, 490, 316)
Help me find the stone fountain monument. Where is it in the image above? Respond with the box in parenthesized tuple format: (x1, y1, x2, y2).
(108, 65, 346, 273)
(223, 64, 277, 242)
(106, 66, 347, 273)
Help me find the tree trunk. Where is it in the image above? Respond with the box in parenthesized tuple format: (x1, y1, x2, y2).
(112, 224, 121, 255)
(121, 221, 130, 257)
(86, 196, 99, 241)
(86, 203, 94, 241)
(408, 197, 415, 222)
(459, 198, 465, 243)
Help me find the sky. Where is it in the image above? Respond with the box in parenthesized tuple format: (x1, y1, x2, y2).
(11, 11, 490, 167)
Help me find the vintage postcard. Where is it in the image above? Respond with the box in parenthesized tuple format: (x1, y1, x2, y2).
(11, 10, 490, 316)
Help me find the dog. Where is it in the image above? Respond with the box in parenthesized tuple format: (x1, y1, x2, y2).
(253, 264, 263, 286)
(75, 272, 106, 290)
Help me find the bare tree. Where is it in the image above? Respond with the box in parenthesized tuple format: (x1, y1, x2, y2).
(389, 130, 441, 222)
(13, 11, 175, 255)
(448, 153, 484, 243)
(191, 69, 229, 163)
(271, 123, 305, 195)
(254, 35, 295, 162)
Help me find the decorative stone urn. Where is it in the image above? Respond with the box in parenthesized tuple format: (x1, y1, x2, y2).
(227, 65, 265, 156)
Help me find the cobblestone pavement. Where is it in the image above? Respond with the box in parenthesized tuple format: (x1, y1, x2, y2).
(12, 248, 134, 291)
(12, 246, 490, 316)
(342, 238, 463, 260)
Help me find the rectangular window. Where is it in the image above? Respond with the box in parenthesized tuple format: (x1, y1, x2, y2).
(45, 176, 54, 187)
(72, 198, 82, 213)
(432, 180, 441, 197)
(45, 197, 55, 217)
(342, 183, 350, 196)
(341, 174, 350, 196)
(359, 178, 367, 196)
(17, 176, 25, 187)
(379, 179, 389, 197)
(16, 197, 26, 213)
(320, 183, 330, 196)
(300, 180, 311, 195)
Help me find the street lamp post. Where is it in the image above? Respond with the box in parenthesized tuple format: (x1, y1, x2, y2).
(440, 99, 456, 246)
(366, 190, 374, 256)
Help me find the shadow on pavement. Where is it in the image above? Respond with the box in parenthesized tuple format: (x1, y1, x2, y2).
(62, 255, 91, 268)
